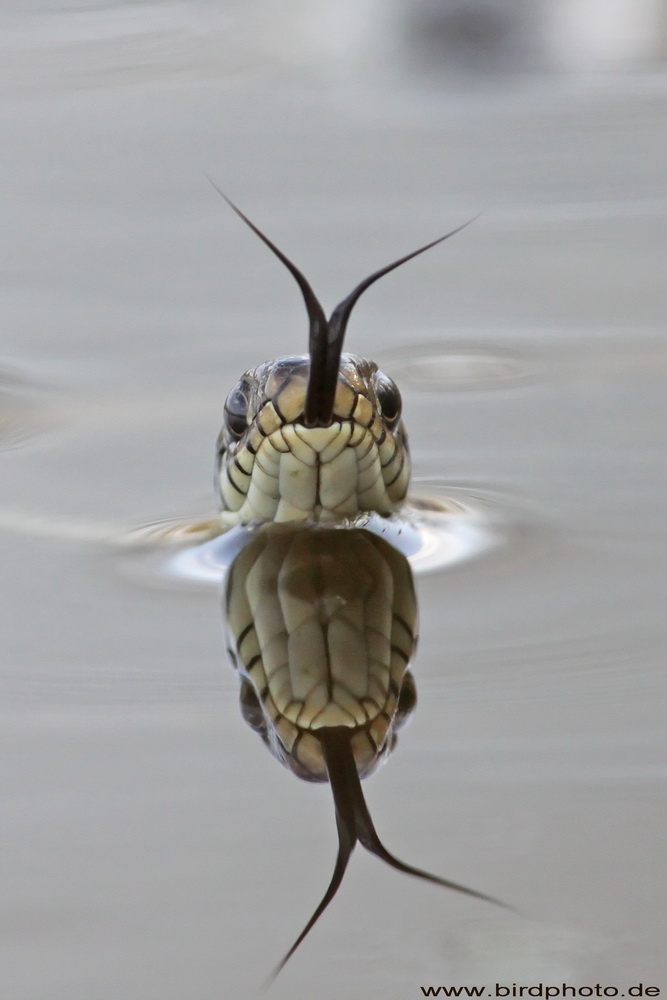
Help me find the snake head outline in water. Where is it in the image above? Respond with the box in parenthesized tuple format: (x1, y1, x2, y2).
(211, 187, 508, 982)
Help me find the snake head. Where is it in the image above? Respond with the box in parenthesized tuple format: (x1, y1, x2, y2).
(211, 188, 472, 525)
(216, 352, 409, 524)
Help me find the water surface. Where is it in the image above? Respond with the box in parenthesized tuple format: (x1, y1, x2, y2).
(2, 5, 666, 997)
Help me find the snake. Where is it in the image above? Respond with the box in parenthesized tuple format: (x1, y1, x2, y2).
(215, 192, 505, 980)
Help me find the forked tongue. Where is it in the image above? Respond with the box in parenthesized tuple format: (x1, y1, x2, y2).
(207, 180, 477, 428)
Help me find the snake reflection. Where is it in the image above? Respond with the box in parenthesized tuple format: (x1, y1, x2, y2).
(225, 524, 501, 978)
(213, 192, 504, 980)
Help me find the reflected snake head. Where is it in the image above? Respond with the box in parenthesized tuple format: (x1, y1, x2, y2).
(225, 524, 418, 781)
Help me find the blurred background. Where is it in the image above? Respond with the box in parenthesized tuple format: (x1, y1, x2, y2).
(2, 2, 666, 999)
(2, 0, 667, 92)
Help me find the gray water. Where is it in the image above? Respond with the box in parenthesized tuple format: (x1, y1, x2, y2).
(2, 4, 667, 998)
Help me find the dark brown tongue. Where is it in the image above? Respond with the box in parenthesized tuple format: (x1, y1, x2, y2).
(209, 180, 476, 428)
(305, 218, 478, 427)
(265, 725, 509, 986)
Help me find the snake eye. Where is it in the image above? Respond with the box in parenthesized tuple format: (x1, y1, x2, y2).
(394, 671, 417, 730)
(374, 372, 402, 429)
(224, 380, 250, 439)
(239, 679, 267, 736)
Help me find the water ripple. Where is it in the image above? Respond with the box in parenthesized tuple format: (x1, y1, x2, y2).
(115, 484, 517, 589)
(0, 368, 43, 447)
(384, 342, 535, 391)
